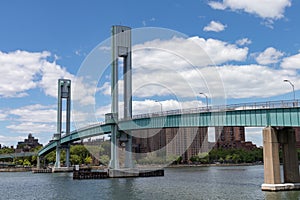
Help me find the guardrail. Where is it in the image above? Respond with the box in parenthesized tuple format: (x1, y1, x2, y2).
(131, 99, 299, 119)
(45, 99, 300, 143)
(0, 152, 37, 159)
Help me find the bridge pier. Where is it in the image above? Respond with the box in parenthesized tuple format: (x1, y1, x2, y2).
(262, 126, 300, 191)
(54, 146, 61, 168)
(65, 145, 70, 167)
(52, 79, 72, 172)
(37, 156, 41, 169)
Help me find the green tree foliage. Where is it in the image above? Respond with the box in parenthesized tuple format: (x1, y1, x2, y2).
(0, 147, 15, 154)
(84, 156, 92, 165)
(190, 148, 263, 164)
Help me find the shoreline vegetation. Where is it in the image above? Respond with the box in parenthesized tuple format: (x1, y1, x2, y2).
(0, 144, 266, 172)
(9, 144, 300, 172)
(0, 162, 263, 173)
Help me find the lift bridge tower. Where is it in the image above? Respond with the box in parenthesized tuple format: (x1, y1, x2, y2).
(53, 79, 71, 171)
(108, 25, 133, 170)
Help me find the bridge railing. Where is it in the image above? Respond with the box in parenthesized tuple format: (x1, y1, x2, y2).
(48, 99, 299, 141)
(131, 99, 299, 120)
(0, 152, 37, 159)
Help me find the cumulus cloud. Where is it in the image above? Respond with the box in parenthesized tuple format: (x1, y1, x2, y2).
(8, 104, 56, 123)
(133, 36, 248, 67)
(236, 38, 252, 46)
(0, 112, 6, 121)
(6, 122, 56, 134)
(203, 21, 227, 32)
(98, 36, 247, 101)
(95, 99, 206, 121)
(208, 0, 291, 23)
(255, 47, 284, 65)
(281, 53, 300, 69)
(0, 135, 26, 147)
(217, 64, 298, 98)
(0, 50, 49, 97)
(0, 50, 97, 106)
(5, 104, 57, 135)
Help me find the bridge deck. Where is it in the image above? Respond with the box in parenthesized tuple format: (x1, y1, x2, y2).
(38, 100, 300, 157)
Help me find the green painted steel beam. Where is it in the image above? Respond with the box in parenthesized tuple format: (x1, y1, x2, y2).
(38, 107, 300, 157)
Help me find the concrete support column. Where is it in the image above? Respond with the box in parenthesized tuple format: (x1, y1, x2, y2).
(125, 133, 133, 168)
(262, 126, 281, 184)
(65, 147, 70, 167)
(55, 146, 61, 168)
(279, 128, 300, 183)
(37, 156, 41, 169)
(110, 125, 119, 169)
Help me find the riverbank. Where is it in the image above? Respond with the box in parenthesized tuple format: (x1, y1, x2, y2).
(166, 162, 263, 168)
(0, 162, 263, 172)
(0, 167, 32, 172)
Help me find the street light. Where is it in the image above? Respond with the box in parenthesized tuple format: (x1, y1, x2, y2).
(199, 92, 208, 111)
(155, 100, 163, 112)
(284, 79, 295, 101)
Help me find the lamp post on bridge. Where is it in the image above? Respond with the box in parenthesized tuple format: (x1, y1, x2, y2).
(199, 92, 208, 111)
(155, 100, 163, 112)
(284, 79, 296, 103)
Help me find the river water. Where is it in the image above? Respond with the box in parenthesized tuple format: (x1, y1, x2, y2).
(0, 165, 299, 200)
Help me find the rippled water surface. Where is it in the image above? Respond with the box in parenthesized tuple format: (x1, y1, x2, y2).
(1, 165, 300, 200)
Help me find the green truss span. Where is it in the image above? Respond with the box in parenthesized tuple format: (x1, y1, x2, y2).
(38, 102, 300, 157)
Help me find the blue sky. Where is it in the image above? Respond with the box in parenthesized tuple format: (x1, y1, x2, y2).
(0, 0, 299, 147)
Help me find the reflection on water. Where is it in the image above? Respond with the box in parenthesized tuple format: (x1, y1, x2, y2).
(265, 191, 300, 200)
(0, 165, 300, 199)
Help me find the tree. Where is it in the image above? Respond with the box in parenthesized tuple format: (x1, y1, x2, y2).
(84, 156, 92, 165)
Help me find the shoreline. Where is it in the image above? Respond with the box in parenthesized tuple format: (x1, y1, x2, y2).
(0, 163, 263, 172)
(0, 167, 32, 172)
(166, 162, 263, 168)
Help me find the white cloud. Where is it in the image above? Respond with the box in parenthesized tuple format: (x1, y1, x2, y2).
(8, 104, 56, 123)
(4, 104, 57, 135)
(245, 127, 263, 147)
(0, 112, 6, 121)
(281, 53, 300, 69)
(95, 100, 206, 121)
(99, 36, 300, 103)
(0, 50, 49, 97)
(218, 64, 297, 98)
(0, 50, 97, 107)
(6, 122, 56, 134)
(0, 135, 26, 147)
(208, 0, 291, 20)
(133, 36, 248, 67)
(203, 21, 227, 32)
(99, 36, 247, 100)
(236, 38, 252, 46)
(255, 47, 284, 65)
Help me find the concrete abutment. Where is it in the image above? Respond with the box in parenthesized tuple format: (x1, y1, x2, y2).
(262, 126, 300, 191)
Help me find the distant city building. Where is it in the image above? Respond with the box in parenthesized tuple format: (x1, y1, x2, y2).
(132, 127, 208, 163)
(16, 134, 42, 153)
(214, 126, 256, 150)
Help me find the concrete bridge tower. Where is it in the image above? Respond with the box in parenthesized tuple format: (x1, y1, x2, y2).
(53, 79, 71, 170)
(109, 25, 133, 170)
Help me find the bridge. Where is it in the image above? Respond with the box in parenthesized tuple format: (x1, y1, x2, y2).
(38, 99, 300, 157)
(35, 25, 300, 191)
(0, 152, 36, 159)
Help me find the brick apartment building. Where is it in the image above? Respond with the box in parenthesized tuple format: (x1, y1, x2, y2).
(214, 126, 256, 150)
(132, 127, 208, 163)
